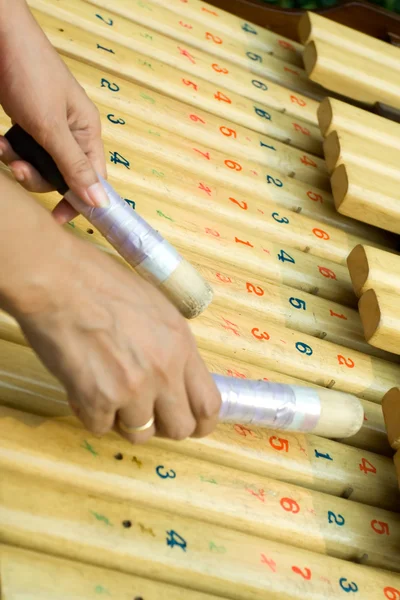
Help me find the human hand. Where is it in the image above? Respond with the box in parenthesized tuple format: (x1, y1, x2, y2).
(0, 0, 108, 222)
(11, 230, 221, 443)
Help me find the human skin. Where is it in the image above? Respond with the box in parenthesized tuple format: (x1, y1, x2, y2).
(0, 0, 221, 443)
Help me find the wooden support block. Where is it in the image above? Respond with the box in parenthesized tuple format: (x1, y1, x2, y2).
(0, 406, 398, 570)
(299, 11, 400, 73)
(318, 97, 400, 150)
(1, 545, 221, 600)
(303, 39, 400, 108)
(347, 245, 400, 298)
(323, 130, 400, 180)
(382, 387, 400, 449)
(41, 0, 324, 99)
(395, 449, 400, 490)
(130, 0, 305, 66)
(30, 4, 320, 124)
(331, 164, 400, 235)
(358, 289, 400, 355)
(2, 469, 400, 598)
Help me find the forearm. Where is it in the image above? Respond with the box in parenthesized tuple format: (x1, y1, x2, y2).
(0, 171, 73, 318)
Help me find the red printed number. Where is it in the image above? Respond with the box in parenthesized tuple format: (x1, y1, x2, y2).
(269, 436, 289, 452)
(228, 369, 246, 379)
(337, 355, 355, 368)
(212, 63, 229, 74)
(318, 266, 336, 279)
(193, 148, 210, 160)
(371, 520, 389, 535)
(312, 228, 329, 240)
(235, 237, 253, 247)
(301, 155, 317, 167)
(246, 282, 264, 296)
(225, 159, 242, 171)
(252, 328, 270, 341)
(216, 273, 232, 283)
(280, 497, 300, 513)
(384, 587, 400, 599)
(293, 123, 310, 136)
(179, 21, 193, 28)
(182, 79, 198, 91)
(206, 32, 223, 44)
(290, 95, 306, 107)
(359, 458, 376, 475)
(190, 114, 205, 124)
(205, 227, 220, 237)
(329, 309, 347, 320)
(278, 40, 295, 51)
(229, 197, 247, 209)
(234, 425, 254, 436)
(292, 566, 312, 580)
(202, 7, 219, 15)
(261, 554, 277, 572)
(199, 183, 212, 196)
(220, 126, 237, 138)
(222, 317, 240, 336)
(214, 91, 231, 103)
(307, 190, 323, 203)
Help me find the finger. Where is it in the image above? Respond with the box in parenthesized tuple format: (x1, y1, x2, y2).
(43, 125, 109, 209)
(0, 135, 22, 164)
(116, 390, 156, 445)
(154, 380, 197, 441)
(52, 198, 79, 225)
(68, 392, 116, 437)
(9, 160, 55, 192)
(185, 350, 221, 438)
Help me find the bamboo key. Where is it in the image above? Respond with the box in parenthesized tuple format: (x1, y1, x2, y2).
(125, 0, 305, 66)
(303, 39, 400, 108)
(3, 470, 400, 599)
(1, 545, 224, 600)
(330, 163, 400, 235)
(0, 336, 392, 503)
(323, 129, 400, 180)
(81, 0, 324, 96)
(0, 406, 398, 570)
(31, 7, 320, 125)
(318, 97, 400, 150)
(358, 289, 400, 355)
(299, 10, 400, 74)
(347, 245, 400, 298)
(382, 387, 400, 452)
(61, 53, 324, 156)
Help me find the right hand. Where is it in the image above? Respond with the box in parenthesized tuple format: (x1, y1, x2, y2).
(14, 232, 221, 444)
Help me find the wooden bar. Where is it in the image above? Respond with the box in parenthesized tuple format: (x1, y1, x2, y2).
(383, 387, 400, 450)
(0, 545, 224, 600)
(129, 0, 305, 66)
(299, 11, 400, 73)
(347, 245, 400, 298)
(331, 164, 400, 235)
(0, 406, 398, 570)
(35, 0, 323, 98)
(318, 97, 400, 149)
(358, 289, 400, 355)
(303, 39, 400, 108)
(30, 5, 321, 124)
(2, 470, 400, 599)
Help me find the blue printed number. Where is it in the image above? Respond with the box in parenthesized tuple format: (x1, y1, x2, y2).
(95, 13, 113, 26)
(328, 511, 345, 526)
(242, 22, 258, 34)
(252, 79, 268, 91)
(124, 198, 135, 210)
(156, 465, 176, 479)
(289, 297, 306, 310)
(339, 578, 358, 593)
(254, 106, 271, 121)
(97, 43, 115, 54)
(277, 250, 295, 264)
(260, 140, 276, 151)
(101, 78, 120, 92)
(272, 212, 289, 224)
(166, 530, 187, 551)
(314, 450, 333, 460)
(246, 51, 262, 62)
(266, 175, 283, 187)
(107, 114, 125, 125)
(295, 342, 313, 356)
(109, 152, 130, 169)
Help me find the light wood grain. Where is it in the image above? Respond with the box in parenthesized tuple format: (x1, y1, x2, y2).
(347, 245, 400, 297)
(359, 289, 400, 355)
(382, 387, 400, 450)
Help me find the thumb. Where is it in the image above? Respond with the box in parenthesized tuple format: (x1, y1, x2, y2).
(44, 125, 109, 208)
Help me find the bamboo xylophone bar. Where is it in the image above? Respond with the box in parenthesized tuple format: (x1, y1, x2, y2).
(382, 387, 400, 449)
(42, 0, 323, 98)
(104, 0, 305, 66)
(30, 6, 319, 124)
(0, 545, 224, 600)
(2, 469, 400, 599)
(347, 245, 400, 298)
(299, 11, 400, 73)
(0, 406, 398, 570)
(330, 164, 400, 235)
(358, 289, 400, 355)
(318, 97, 400, 149)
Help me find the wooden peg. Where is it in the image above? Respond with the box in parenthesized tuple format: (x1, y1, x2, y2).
(331, 164, 400, 235)
(382, 387, 400, 449)
(358, 289, 400, 355)
(347, 245, 400, 297)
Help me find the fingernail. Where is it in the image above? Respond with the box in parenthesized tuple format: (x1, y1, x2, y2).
(87, 181, 110, 208)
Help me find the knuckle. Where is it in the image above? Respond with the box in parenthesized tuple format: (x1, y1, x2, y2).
(196, 393, 221, 421)
(167, 420, 195, 441)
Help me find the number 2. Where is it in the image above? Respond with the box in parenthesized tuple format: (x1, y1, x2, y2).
(96, 13, 113, 26)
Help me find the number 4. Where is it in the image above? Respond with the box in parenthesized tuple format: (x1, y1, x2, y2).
(359, 458, 376, 475)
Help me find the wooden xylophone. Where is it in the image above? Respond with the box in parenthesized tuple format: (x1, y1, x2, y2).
(2, 0, 400, 598)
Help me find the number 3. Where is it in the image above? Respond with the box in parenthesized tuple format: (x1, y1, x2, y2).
(339, 578, 358, 593)
(156, 465, 177, 479)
